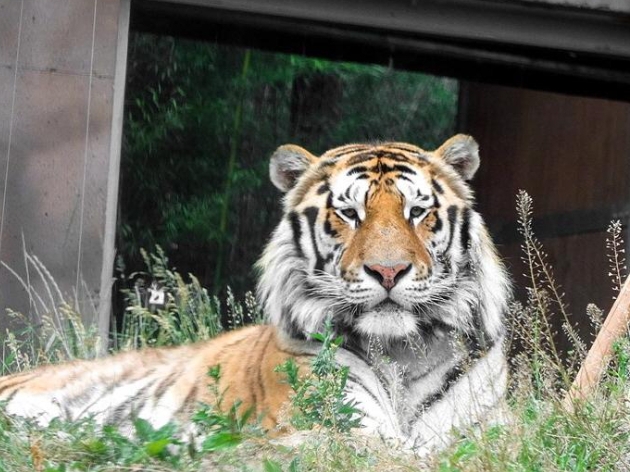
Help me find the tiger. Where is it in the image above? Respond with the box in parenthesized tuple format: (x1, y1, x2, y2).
(0, 134, 510, 455)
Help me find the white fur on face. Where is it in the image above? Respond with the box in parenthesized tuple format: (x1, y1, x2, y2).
(355, 302, 418, 339)
(258, 151, 509, 343)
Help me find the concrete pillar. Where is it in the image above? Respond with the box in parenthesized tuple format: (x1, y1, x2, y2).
(0, 0, 129, 348)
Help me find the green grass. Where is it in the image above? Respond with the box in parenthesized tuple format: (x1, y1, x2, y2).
(2, 193, 630, 471)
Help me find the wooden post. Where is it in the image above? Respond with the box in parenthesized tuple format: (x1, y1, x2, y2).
(564, 274, 630, 407)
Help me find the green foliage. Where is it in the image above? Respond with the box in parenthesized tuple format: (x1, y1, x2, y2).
(1, 250, 102, 372)
(276, 319, 363, 432)
(0, 415, 187, 471)
(192, 365, 262, 453)
(117, 246, 261, 350)
(263, 457, 285, 472)
(120, 33, 458, 295)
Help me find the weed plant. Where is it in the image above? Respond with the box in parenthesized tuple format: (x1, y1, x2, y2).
(1, 241, 102, 373)
(434, 190, 630, 472)
(117, 246, 262, 351)
(2, 194, 630, 470)
(276, 318, 363, 432)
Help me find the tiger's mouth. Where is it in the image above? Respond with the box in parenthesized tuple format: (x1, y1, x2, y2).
(372, 299, 402, 312)
(354, 300, 418, 338)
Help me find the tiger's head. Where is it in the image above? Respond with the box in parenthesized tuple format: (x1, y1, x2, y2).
(258, 135, 510, 346)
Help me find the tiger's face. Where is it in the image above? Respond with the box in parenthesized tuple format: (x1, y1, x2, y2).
(259, 135, 507, 343)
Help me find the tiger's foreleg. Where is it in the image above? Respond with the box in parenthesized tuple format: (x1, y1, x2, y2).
(406, 341, 509, 455)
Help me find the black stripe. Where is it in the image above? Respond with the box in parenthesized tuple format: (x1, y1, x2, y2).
(415, 364, 465, 415)
(347, 165, 368, 176)
(153, 371, 179, 399)
(62, 403, 74, 421)
(212, 334, 259, 368)
(282, 307, 306, 340)
(381, 152, 412, 162)
(247, 334, 267, 409)
(346, 372, 388, 411)
(0, 375, 34, 396)
(303, 206, 326, 271)
(372, 163, 396, 174)
(177, 384, 199, 415)
(393, 164, 416, 174)
(386, 144, 421, 154)
(4, 388, 20, 404)
(466, 307, 495, 353)
(111, 379, 158, 424)
(445, 205, 458, 253)
(432, 178, 444, 195)
(256, 332, 275, 410)
(129, 381, 158, 417)
(323, 218, 338, 237)
(288, 212, 303, 258)
(348, 153, 376, 165)
(67, 385, 99, 408)
(460, 207, 472, 251)
(431, 211, 443, 233)
(329, 145, 368, 158)
(316, 183, 329, 195)
(319, 160, 336, 168)
(432, 192, 441, 208)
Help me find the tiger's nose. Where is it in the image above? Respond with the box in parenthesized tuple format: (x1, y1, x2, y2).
(364, 263, 411, 290)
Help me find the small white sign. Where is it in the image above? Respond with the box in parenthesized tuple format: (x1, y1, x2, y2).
(148, 287, 166, 306)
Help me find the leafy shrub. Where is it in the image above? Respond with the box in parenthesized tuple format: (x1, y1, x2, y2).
(276, 319, 363, 433)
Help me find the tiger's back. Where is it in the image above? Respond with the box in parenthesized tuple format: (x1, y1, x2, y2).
(0, 325, 303, 433)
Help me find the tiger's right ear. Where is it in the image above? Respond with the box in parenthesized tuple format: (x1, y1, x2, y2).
(269, 144, 318, 192)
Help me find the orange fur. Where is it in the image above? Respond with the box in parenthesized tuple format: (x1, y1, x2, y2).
(0, 325, 306, 432)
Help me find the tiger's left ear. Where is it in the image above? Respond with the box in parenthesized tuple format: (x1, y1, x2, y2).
(434, 134, 480, 181)
(270, 144, 318, 192)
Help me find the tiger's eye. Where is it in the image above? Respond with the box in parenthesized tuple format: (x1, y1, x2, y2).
(410, 206, 425, 218)
(341, 208, 358, 220)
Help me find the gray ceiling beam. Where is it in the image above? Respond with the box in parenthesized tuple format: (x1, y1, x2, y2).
(131, 0, 630, 100)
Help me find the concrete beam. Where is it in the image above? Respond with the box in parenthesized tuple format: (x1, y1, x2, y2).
(133, 0, 630, 101)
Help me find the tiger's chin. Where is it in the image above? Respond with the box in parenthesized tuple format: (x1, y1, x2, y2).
(354, 301, 418, 339)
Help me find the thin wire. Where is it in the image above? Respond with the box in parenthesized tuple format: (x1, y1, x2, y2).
(75, 0, 99, 306)
(0, 0, 25, 258)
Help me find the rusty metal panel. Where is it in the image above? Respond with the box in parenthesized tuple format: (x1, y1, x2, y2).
(462, 83, 630, 223)
(461, 82, 630, 339)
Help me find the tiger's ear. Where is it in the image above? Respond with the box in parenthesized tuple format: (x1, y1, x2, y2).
(434, 134, 480, 181)
(270, 144, 318, 192)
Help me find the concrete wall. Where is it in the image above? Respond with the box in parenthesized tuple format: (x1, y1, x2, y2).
(0, 0, 129, 343)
